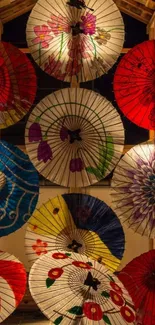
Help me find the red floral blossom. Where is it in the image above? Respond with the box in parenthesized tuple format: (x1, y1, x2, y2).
(32, 239, 48, 256)
(65, 58, 81, 76)
(72, 261, 91, 269)
(48, 267, 63, 279)
(110, 290, 124, 307)
(48, 15, 71, 36)
(120, 306, 135, 323)
(32, 25, 53, 48)
(83, 302, 102, 321)
(44, 55, 66, 80)
(68, 36, 93, 60)
(52, 252, 68, 259)
(110, 282, 123, 295)
(80, 13, 96, 35)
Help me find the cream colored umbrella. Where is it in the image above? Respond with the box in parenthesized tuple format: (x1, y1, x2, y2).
(25, 88, 124, 187)
(29, 250, 136, 324)
(26, 0, 124, 83)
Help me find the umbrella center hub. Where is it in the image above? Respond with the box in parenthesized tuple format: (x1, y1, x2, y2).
(144, 270, 155, 290)
(0, 172, 6, 190)
(67, 239, 82, 252)
(68, 129, 82, 143)
(84, 271, 101, 291)
(71, 22, 84, 36)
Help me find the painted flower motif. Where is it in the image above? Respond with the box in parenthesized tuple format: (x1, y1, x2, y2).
(94, 27, 111, 45)
(65, 58, 81, 76)
(52, 252, 68, 259)
(91, 57, 109, 74)
(83, 302, 102, 321)
(32, 25, 53, 48)
(28, 122, 42, 142)
(80, 13, 96, 35)
(120, 306, 135, 323)
(32, 239, 48, 256)
(44, 55, 61, 74)
(110, 282, 122, 295)
(69, 158, 84, 172)
(48, 15, 71, 36)
(37, 140, 52, 163)
(72, 261, 91, 269)
(60, 125, 68, 141)
(117, 152, 155, 230)
(110, 290, 124, 306)
(68, 35, 93, 60)
(48, 267, 63, 279)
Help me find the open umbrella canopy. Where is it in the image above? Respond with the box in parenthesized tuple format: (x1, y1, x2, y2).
(0, 42, 37, 129)
(25, 193, 125, 271)
(0, 251, 27, 323)
(25, 88, 124, 187)
(118, 250, 155, 325)
(114, 40, 155, 130)
(29, 250, 135, 324)
(111, 140, 155, 238)
(26, 0, 124, 82)
(0, 140, 39, 237)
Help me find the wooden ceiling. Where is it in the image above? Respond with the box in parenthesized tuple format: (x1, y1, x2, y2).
(0, 0, 154, 25)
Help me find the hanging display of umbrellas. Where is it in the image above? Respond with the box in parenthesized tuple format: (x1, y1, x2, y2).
(25, 193, 125, 271)
(111, 140, 155, 238)
(25, 88, 124, 187)
(26, 0, 124, 83)
(0, 42, 37, 129)
(0, 251, 27, 323)
(118, 250, 155, 325)
(0, 140, 39, 237)
(113, 40, 155, 130)
(29, 250, 135, 324)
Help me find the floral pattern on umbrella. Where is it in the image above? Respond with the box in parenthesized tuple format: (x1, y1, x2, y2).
(26, 0, 124, 82)
(111, 140, 155, 238)
(29, 250, 135, 324)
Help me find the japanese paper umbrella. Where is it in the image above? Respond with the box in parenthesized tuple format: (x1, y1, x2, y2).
(0, 140, 39, 237)
(0, 250, 27, 322)
(0, 42, 37, 129)
(26, 0, 124, 83)
(118, 250, 155, 325)
(29, 250, 136, 324)
(114, 40, 155, 130)
(25, 88, 124, 187)
(111, 140, 155, 238)
(25, 193, 125, 271)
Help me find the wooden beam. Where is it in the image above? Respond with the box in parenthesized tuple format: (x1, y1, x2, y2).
(0, 0, 37, 23)
(147, 12, 155, 39)
(19, 47, 131, 54)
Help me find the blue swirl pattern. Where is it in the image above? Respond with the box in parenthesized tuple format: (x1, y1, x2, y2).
(0, 141, 39, 237)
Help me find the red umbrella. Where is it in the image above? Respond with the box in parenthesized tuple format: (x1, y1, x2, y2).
(113, 40, 155, 130)
(0, 42, 37, 129)
(118, 250, 155, 325)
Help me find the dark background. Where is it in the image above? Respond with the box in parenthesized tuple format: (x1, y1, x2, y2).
(1, 11, 149, 146)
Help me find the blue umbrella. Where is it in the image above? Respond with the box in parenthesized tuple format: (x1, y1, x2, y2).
(0, 140, 39, 237)
(62, 193, 125, 261)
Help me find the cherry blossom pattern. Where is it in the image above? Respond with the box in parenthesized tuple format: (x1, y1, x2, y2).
(83, 302, 102, 321)
(32, 25, 53, 48)
(48, 267, 63, 280)
(121, 306, 135, 323)
(80, 13, 96, 35)
(47, 15, 71, 36)
(72, 261, 91, 269)
(52, 252, 69, 259)
(110, 290, 124, 307)
(32, 239, 48, 256)
(44, 55, 66, 80)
